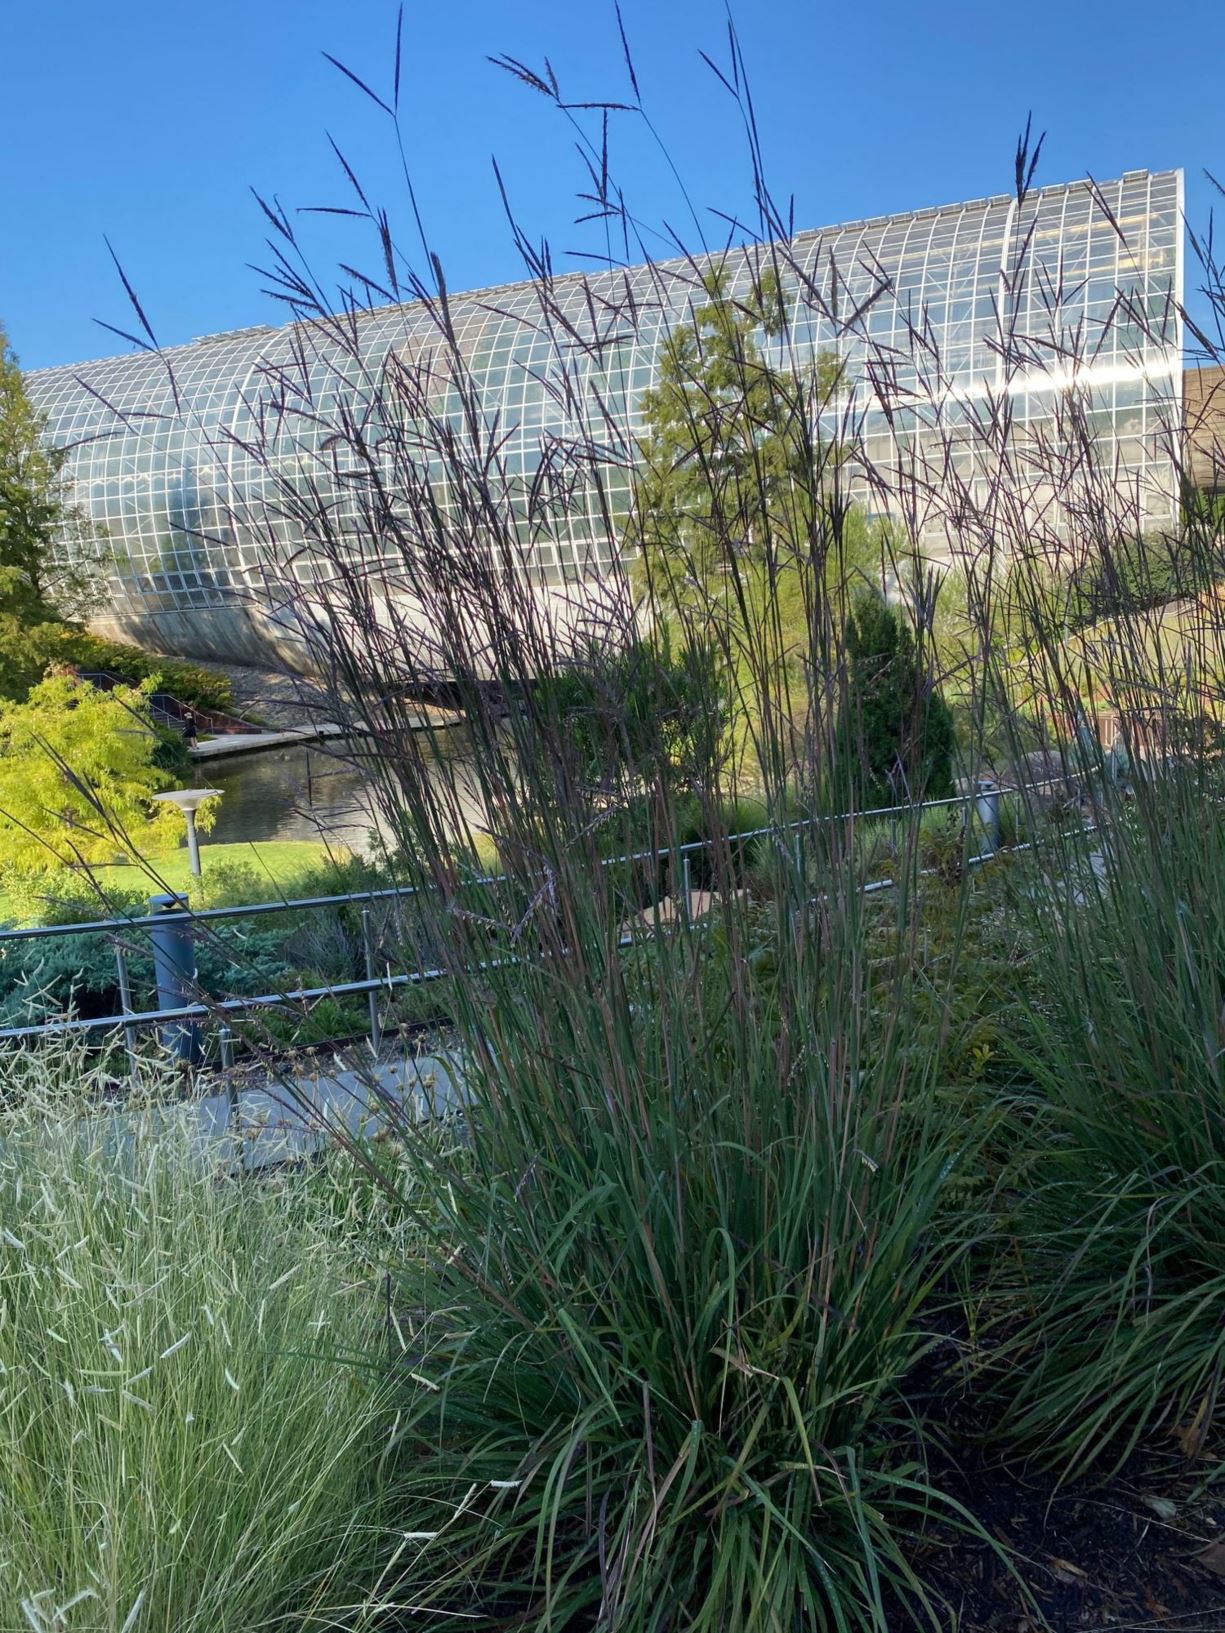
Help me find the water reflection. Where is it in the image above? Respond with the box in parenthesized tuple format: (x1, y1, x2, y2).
(207, 731, 483, 855)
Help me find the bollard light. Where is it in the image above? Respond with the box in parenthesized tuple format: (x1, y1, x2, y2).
(974, 779, 1001, 855)
(148, 891, 201, 1066)
(152, 788, 222, 877)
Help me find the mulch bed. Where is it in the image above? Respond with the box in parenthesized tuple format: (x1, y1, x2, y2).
(917, 1446, 1225, 1631)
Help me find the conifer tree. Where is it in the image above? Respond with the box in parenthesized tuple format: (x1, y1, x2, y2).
(834, 588, 955, 808)
(0, 324, 107, 623)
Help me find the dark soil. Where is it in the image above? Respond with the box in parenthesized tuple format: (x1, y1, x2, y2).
(917, 1447, 1225, 1631)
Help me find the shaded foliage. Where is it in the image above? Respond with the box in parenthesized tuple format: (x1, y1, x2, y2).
(834, 589, 955, 808)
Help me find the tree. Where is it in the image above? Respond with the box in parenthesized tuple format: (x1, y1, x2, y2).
(0, 325, 65, 617)
(0, 324, 108, 623)
(834, 588, 955, 809)
(0, 672, 207, 876)
(628, 272, 891, 778)
(631, 269, 859, 598)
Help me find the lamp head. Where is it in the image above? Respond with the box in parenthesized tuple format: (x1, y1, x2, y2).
(152, 788, 223, 816)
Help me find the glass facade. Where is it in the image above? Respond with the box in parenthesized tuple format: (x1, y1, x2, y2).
(25, 168, 1183, 665)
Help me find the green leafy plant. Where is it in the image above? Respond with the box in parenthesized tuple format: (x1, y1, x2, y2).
(0, 921, 299, 1030)
(0, 673, 211, 876)
(529, 628, 727, 796)
(6, 623, 237, 711)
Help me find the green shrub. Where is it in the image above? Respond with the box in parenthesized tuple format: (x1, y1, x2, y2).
(243, 992, 370, 1049)
(1063, 531, 1209, 628)
(0, 620, 236, 711)
(528, 629, 727, 795)
(833, 589, 955, 811)
(0, 921, 300, 1030)
(3, 871, 149, 927)
(0, 853, 437, 1055)
(673, 791, 770, 890)
(195, 848, 385, 910)
(551, 792, 773, 919)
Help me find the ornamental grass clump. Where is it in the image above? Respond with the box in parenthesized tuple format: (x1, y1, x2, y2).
(947, 319, 1225, 1472)
(986, 756, 1225, 1477)
(0, 1043, 401, 1632)
(364, 827, 983, 1631)
(216, 80, 995, 1607)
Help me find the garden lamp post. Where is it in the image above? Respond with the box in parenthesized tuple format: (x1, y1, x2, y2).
(152, 788, 222, 877)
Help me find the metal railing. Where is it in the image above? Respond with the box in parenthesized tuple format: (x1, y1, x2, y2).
(76, 672, 263, 738)
(0, 777, 1071, 1070)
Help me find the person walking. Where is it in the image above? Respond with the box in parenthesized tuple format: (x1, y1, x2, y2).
(182, 709, 198, 751)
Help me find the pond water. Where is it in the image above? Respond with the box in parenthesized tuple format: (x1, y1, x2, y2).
(206, 730, 483, 855)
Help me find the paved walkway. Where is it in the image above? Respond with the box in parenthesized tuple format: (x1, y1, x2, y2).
(105, 1048, 466, 1170)
(198, 663, 354, 732)
(190, 723, 353, 760)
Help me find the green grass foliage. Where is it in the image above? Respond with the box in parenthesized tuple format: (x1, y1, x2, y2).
(987, 769, 1225, 1475)
(0, 1047, 402, 1631)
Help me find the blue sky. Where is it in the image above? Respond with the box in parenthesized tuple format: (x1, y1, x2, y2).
(3, 0, 1222, 370)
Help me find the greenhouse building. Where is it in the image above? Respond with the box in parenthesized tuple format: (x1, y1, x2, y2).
(26, 167, 1184, 667)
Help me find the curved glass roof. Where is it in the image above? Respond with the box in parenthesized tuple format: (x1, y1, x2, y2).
(25, 168, 1183, 663)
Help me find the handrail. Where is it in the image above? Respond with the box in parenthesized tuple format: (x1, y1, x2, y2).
(0, 883, 428, 943)
(0, 775, 1107, 1057)
(0, 969, 445, 1041)
(0, 813, 1103, 1050)
(0, 776, 1065, 946)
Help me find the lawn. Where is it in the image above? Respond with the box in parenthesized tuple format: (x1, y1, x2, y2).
(92, 839, 347, 901)
(0, 840, 351, 928)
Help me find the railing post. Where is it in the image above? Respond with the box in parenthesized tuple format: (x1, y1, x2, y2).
(975, 779, 1001, 855)
(148, 892, 201, 1066)
(362, 906, 382, 1056)
(680, 853, 692, 924)
(113, 942, 139, 1079)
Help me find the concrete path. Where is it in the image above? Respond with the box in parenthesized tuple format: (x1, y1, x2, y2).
(231, 1049, 466, 1166)
(191, 711, 464, 760)
(102, 1048, 466, 1171)
(190, 723, 354, 760)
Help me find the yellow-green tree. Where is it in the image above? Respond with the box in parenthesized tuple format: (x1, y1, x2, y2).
(0, 673, 205, 875)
